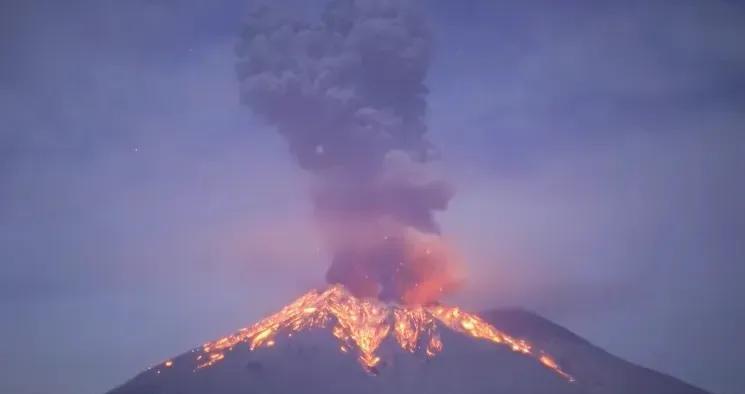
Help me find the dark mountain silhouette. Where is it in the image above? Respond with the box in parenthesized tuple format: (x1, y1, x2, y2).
(108, 308, 711, 394)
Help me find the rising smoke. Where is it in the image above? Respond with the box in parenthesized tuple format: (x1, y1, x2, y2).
(236, 0, 457, 304)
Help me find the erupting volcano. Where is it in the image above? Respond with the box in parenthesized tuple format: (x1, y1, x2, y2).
(194, 285, 573, 381)
(117, 1, 582, 389)
(105, 2, 714, 393)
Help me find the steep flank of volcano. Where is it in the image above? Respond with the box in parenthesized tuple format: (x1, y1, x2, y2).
(108, 307, 711, 394)
(481, 309, 710, 394)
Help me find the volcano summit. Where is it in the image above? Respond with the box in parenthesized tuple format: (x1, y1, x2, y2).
(193, 285, 570, 379)
(108, 293, 710, 394)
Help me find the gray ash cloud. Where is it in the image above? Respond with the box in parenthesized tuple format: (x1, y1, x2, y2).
(235, 0, 456, 303)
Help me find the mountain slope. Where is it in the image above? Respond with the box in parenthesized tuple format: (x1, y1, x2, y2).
(108, 308, 711, 394)
(484, 309, 711, 394)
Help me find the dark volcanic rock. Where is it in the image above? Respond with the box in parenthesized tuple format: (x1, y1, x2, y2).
(108, 309, 711, 394)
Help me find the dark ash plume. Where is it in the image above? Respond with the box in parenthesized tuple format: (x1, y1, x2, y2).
(236, 0, 457, 304)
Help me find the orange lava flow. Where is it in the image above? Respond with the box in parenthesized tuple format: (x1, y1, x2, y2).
(193, 285, 573, 381)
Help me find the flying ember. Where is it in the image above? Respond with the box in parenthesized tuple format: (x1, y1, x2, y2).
(191, 285, 574, 382)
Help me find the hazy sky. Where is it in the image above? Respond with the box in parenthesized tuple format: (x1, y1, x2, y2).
(1, 1, 744, 394)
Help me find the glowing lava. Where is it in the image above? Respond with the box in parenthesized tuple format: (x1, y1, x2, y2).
(193, 285, 573, 381)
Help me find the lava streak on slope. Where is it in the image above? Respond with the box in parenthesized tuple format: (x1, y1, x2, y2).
(188, 285, 573, 381)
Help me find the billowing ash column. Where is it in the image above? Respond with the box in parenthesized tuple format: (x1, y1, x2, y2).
(236, 0, 457, 304)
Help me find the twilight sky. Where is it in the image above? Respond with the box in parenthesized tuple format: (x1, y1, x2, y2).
(1, 1, 744, 394)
